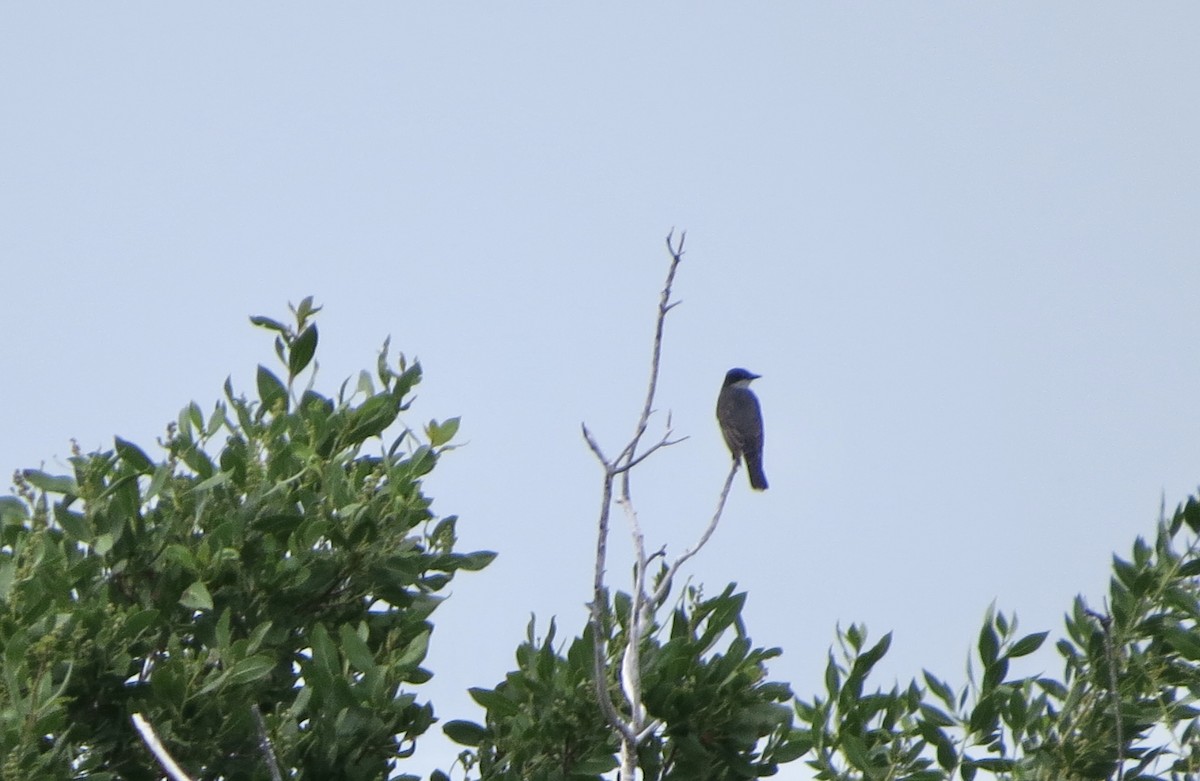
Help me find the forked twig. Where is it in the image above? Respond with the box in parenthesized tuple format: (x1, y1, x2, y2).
(583, 231, 740, 780)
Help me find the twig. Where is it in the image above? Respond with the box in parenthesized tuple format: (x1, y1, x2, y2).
(583, 230, 743, 781)
(131, 713, 194, 781)
(588, 465, 635, 743)
(582, 423, 609, 463)
(611, 434, 690, 475)
(652, 460, 737, 607)
(616, 229, 686, 481)
(252, 704, 284, 781)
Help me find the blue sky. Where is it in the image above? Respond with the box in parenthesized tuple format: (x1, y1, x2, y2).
(3, 5, 1199, 778)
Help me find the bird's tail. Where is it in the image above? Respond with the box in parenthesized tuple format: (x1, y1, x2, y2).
(744, 451, 768, 491)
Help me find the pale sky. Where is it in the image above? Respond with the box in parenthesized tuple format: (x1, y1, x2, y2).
(3, 5, 1199, 779)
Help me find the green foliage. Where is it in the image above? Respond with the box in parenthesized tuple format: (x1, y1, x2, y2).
(0, 300, 493, 780)
(795, 499, 1200, 781)
(444, 585, 805, 780)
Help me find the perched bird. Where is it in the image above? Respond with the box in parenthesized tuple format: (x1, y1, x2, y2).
(716, 368, 768, 490)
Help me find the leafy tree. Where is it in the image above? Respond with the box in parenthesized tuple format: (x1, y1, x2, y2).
(443, 586, 804, 781)
(435, 234, 1200, 781)
(7, 253, 1197, 781)
(0, 299, 493, 780)
(443, 472, 1200, 781)
(796, 500, 1200, 781)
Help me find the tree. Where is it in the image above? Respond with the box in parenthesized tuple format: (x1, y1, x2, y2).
(0, 298, 493, 780)
(795, 501, 1200, 781)
(440, 235, 1200, 781)
(5, 252, 1199, 781)
(442, 235, 808, 780)
(448, 467, 1200, 781)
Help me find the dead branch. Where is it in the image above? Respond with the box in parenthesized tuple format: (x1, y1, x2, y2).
(582, 230, 740, 780)
(252, 704, 284, 781)
(131, 713, 194, 781)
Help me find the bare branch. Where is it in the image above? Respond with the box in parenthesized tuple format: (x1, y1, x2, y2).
(589, 468, 635, 742)
(652, 459, 738, 607)
(252, 704, 284, 781)
(612, 434, 690, 475)
(586, 231, 691, 778)
(642, 232, 684, 421)
(581, 423, 609, 464)
(131, 713, 195, 781)
(617, 230, 686, 474)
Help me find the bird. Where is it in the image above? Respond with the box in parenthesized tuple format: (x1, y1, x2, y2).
(716, 368, 768, 490)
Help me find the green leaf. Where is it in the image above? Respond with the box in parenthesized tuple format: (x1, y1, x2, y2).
(355, 370, 376, 398)
(339, 623, 376, 673)
(192, 470, 231, 493)
(923, 670, 956, 708)
(22, 469, 77, 495)
(180, 581, 213, 611)
(824, 653, 841, 698)
(978, 620, 1000, 666)
(469, 687, 520, 717)
(310, 623, 338, 678)
(216, 609, 232, 649)
(246, 621, 274, 655)
(426, 417, 461, 447)
(114, 437, 155, 473)
(770, 732, 812, 763)
(144, 463, 172, 502)
(94, 532, 113, 554)
(455, 550, 497, 572)
(1006, 631, 1048, 658)
(256, 365, 288, 411)
(396, 631, 430, 670)
(982, 657, 1009, 691)
(857, 631, 892, 673)
(918, 703, 956, 728)
(840, 731, 870, 771)
(1163, 625, 1200, 660)
(250, 315, 289, 334)
(968, 694, 998, 735)
(0, 496, 28, 526)
(56, 505, 91, 542)
(227, 655, 275, 686)
(342, 393, 400, 446)
(1182, 496, 1200, 533)
(923, 724, 957, 769)
(443, 720, 489, 747)
(187, 401, 204, 432)
(121, 609, 161, 641)
(205, 403, 228, 437)
(289, 324, 319, 378)
(295, 295, 318, 322)
(377, 336, 393, 385)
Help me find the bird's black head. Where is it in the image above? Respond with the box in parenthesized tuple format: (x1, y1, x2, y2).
(723, 367, 761, 386)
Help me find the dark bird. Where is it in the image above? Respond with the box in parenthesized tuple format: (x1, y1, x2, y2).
(716, 368, 768, 490)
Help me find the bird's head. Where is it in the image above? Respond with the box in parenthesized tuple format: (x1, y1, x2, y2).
(723, 367, 761, 387)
